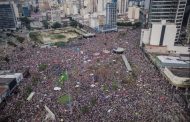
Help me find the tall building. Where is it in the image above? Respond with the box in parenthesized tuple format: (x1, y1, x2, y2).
(57, 0, 64, 4)
(97, 0, 104, 13)
(89, 0, 98, 13)
(148, 0, 187, 42)
(79, 0, 84, 9)
(0, 1, 19, 30)
(48, 0, 59, 7)
(128, 6, 140, 21)
(90, 13, 99, 28)
(22, 2, 31, 17)
(38, 0, 50, 12)
(112, 0, 117, 3)
(117, 0, 128, 15)
(140, 20, 189, 54)
(141, 20, 176, 47)
(175, 0, 187, 42)
(149, 0, 186, 23)
(144, 0, 150, 10)
(186, 15, 190, 44)
(105, 1, 117, 31)
(50, 9, 61, 22)
(149, 20, 177, 46)
(103, 0, 112, 12)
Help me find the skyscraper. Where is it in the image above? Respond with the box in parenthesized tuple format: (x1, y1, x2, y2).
(105, 1, 117, 31)
(22, 2, 31, 17)
(186, 15, 190, 44)
(149, 0, 187, 43)
(57, 0, 64, 4)
(91, 0, 98, 13)
(79, 0, 84, 9)
(117, 0, 128, 15)
(86, 0, 98, 13)
(0, 1, 19, 30)
(97, 0, 104, 13)
(128, 6, 140, 21)
(103, 0, 112, 12)
(112, 0, 117, 3)
(144, 0, 150, 10)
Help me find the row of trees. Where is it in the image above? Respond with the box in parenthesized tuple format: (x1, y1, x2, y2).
(69, 17, 84, 28)
(20, 16, 142, 31)
(20, 16, 85, 30)
(117, 22, 142, 28)
(20, 17, 62, 30)
(42, 20, 62, 29)
(41, 17, 84, 29)
(51, 22, 62, 29)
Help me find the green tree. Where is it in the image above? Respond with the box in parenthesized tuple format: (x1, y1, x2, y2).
(68, 17, 73, 21)
(29, 32, 43, 44)
(52, 22, 62, 29)
(126, 22, 133, 26)
(16, 36, 25, 43)
(133, 22, 142, 28)
(20, 17, 31, 30)
(117, 22, 133, 26)
(42, 20, 49, 29)
(20, 17, 31, 24)
(54, 41, 65, 47)
(78, 23, 84, 28)
(70, 20, 78, 27)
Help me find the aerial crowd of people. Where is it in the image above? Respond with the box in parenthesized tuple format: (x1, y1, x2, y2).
(0, 28, 189, 121)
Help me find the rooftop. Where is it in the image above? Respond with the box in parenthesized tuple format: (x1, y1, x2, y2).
(0, 86, 7, 95)
(0, 78, 15, 84)
(169, 68, 190, 78)
(157, 56, 190, 65)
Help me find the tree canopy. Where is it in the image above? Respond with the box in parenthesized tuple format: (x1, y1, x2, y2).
(42, 20, 49, 29)
(20, 17, 31, 29)
(52, 22, 62, 29)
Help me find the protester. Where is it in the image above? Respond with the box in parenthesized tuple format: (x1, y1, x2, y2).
(0, 28, 189, 121)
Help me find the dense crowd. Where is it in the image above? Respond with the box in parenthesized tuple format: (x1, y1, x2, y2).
(0, 28, 189, 121)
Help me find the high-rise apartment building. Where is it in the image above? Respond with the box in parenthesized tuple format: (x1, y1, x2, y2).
(117, 0, 128, 15)
(57, 0, 64, 4)
(105, 1, 117, 31)
(100, 0, 112, 12)
(79, 0, 84, 10)
(175, 0, 187, 42)
(128, 6, 140, 21)
(148, 0, 187, 42)
(50, 9, 61, 22)
(140, 20, 189, 54)
(97, 0, 104, 13)
(144, 0, 150, 10)
(91, 0, 98, 13)
(22, 2, 31, 17)
(0, 1, 19, 30)
(186, 15, 190, 44)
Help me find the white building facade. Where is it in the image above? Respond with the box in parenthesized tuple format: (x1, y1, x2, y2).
(140, 20, 190, 54)
(128, 6, 140, 21)
(117, 0, 128, 15)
